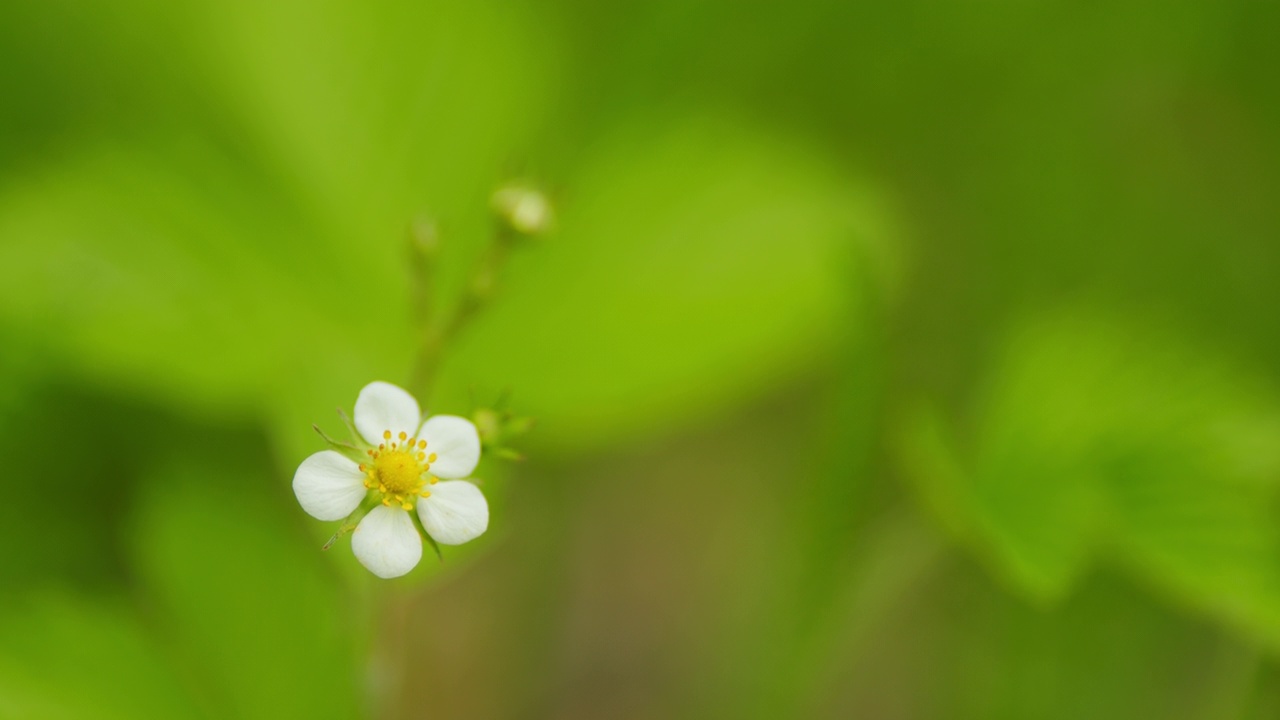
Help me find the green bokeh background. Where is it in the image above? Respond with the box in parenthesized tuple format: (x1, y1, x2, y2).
(2, 0, 1278, 718)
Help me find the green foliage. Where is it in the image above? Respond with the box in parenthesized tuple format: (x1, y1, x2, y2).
(0, 0, 878, 461)
(1, 0, 1279, 716)
(904, 310, 1280, 647)
(0, 594, 204, 720)
(435, 118, 878, 451)
(129, 458, 362, 719)
(0, 389, 362, 718)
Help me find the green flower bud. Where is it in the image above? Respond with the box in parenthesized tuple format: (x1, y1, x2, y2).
(491, 183, 553, 236)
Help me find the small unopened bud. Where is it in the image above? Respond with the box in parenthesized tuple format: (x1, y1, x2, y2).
(473, 407, 502, 444)
(471, 405, 533, 459)
(491, 183, 553, 236)
(410, 215, 440, 257)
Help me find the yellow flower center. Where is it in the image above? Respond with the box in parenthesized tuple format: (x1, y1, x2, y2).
(360, 430, 439, 511)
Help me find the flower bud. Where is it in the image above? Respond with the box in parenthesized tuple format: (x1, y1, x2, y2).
(410, 215, 440, 257)
(473, 407, 502, 445)
(471, 405, 533, 460)
(491, 183, 553, 236)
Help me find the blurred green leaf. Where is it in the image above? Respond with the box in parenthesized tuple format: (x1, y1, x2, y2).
(0, 0, 555, 447)
(857, 567, 1249, 720)
(435, 117, 888, 451)
(129, 455, 362, 719)
(0, 0, 901, 463)
(0, 147, 353, 418)
(0, 593, 204, 720)
(175, 0, 555, 243)
(0, 381, 176, 592)
(902, 310, 1280, 647)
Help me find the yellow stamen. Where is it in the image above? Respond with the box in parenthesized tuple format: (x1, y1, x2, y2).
(361, 428, 432, 511)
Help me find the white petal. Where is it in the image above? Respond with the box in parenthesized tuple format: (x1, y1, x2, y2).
(417, 481, 489, 545)
(417, 415, 481, 479)
(292, 451, 366, 521)
(354, 381, 421, 446)
(351, 505, 422, 578)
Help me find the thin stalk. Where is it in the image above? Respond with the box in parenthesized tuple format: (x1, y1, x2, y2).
(407, 225, 515, 402)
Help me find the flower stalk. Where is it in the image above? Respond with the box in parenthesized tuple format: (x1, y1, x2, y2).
(407, 182, 551, 402)
(294, 183, 545, 577)
(407, 226, 514, 402)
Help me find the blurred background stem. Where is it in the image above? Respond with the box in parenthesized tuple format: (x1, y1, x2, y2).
(371, 218, 519, 719)
(785, 507, 946, 717)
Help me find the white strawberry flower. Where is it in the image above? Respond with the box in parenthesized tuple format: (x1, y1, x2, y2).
(292, 381, 489, 578)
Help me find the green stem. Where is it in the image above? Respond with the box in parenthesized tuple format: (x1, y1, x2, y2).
(407, 226, 515, 403)
(368, 219, 518, 719)
(407, 217, 439, 329)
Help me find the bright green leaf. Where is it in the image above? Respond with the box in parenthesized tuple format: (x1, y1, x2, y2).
(434, 117, 890, 452)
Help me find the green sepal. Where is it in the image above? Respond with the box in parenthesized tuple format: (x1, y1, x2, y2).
(494, 447, 525, 462)
(408, 510, 444, 563)
(424, 533, 444, 564)
(335, 408, 364, 446)
(312, 424, 367, 463)
(321, 505, 368, 551)
(471, 402, 534, 462)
